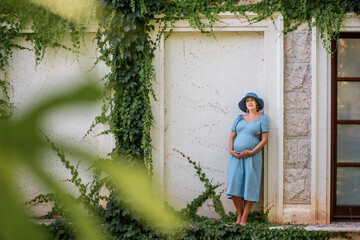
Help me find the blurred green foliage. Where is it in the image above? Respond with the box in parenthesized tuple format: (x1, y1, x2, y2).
(2, 0, 360, 173)
(0, 79, 181, 240)
(0, 81, 107, 240)
(1, 1, 359, 239)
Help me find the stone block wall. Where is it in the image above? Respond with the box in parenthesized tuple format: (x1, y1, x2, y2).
(283, 23, 312, 204)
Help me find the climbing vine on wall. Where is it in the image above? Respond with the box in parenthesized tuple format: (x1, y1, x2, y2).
(91, 0, 161, 173)
(157, 0, 357, 52)
(0, 0, 85, 120)
(1, 1, 359, 239)
(91, 0, 360, 173)
(1, 0, 360, 171)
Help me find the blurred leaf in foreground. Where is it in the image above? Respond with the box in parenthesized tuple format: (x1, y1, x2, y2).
(0, 80, 106, 240)
(0, 78, 183, 239)
(29, 0, 99, 23)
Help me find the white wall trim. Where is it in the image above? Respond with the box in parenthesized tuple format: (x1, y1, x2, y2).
(18, 24, 99, 33)
(311, 23, 330, 224)
(151, 13, 284, 222)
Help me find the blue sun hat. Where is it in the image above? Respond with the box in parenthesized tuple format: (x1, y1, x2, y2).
(238, 92, 264, 112)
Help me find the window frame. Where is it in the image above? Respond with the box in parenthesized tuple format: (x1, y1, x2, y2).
(331, 32, 360, 220)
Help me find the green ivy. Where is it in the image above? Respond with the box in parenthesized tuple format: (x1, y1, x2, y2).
(180, 220, 349, 240)
(37, 144, 350, 240)
(28, 134, 110, 220)
(2, 2, 360, 239)
(44, 217, 350, 240)
(174, 149, 226, 220)
(89, 0, 360, 174)
(158, 0, 355, 53)
(41, 219, 77, 240)
(0, 0, 86, 64)
(2, 0, 360, 169)
(0, 0, 85, 120)
(90, 0, 160, 173)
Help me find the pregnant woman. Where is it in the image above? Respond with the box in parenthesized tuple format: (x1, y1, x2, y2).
(227, 92, 269, 225)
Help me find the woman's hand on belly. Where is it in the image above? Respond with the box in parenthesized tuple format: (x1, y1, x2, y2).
(240, 150, 254, 158)
(230, 150, 242, 159)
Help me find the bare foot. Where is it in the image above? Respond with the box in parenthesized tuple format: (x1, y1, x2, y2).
(236, 215, 241, 224)
(239, 221, 247, 226)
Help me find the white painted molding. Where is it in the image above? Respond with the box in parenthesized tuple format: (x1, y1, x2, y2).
(311, 22, 334, 225)
(151, 13, 284, 222)
(311, 23, 331, 224)
(16, 22, 99, 33)
(341, 13, 360, 32)
(311, 22, 318, 224)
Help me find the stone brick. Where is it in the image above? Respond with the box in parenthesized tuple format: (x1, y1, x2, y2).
(298, 139, 311, 169)
(284, 92, 297, 113)
(284, 169, 311, 203)
(284, 139, 297, 169)
(298, 33, 311, 62)
(285, 34, 297, 62)
(297, 91, 311, 113)
(284, 113, 311, 137)
(284, 63, 311, 92)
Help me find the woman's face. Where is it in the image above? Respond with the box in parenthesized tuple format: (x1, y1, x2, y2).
(246, 97, 258, 112)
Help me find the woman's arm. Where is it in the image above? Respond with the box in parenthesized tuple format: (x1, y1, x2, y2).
(241, 132, 269, 158)
(229, 131, 241, 158)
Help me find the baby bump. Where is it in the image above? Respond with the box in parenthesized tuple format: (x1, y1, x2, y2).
(233, 136, 259, 152)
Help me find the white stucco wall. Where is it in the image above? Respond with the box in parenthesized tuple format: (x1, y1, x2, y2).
(6, 32, 113, 216)
(162, 31, 265, 216)
(152, 14, 284, 221)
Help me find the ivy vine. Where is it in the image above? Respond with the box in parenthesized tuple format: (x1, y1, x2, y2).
(2, 0, 360, 170)
(0, 0, 85, 120)
(28, 134, 110, 219)
(2, 1, 360, 239)
(91, 0, 160, 173)
(32, 142, 350, 239)
(157, 0, 360, 52)
(174, 149, 226, 220)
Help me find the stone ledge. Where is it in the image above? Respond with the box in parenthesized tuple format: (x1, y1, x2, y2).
(270, 224, 360, 239)
(270, 222, 360, 232)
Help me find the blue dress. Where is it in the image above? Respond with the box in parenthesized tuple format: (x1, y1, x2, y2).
(227, 114, 269, 202)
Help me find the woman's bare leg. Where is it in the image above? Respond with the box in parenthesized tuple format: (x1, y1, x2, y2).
(232, 196, 244, 224)
(240, 200, 253, 225)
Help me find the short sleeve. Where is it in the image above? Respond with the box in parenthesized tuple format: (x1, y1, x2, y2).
(260, 114, 270, 133)
(231, 115, 243, 132)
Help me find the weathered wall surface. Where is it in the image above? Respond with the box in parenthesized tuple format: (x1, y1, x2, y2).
(7, 33, 113, 216)
(162, 31, 266, 217)
(283, 23, 312, 205)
